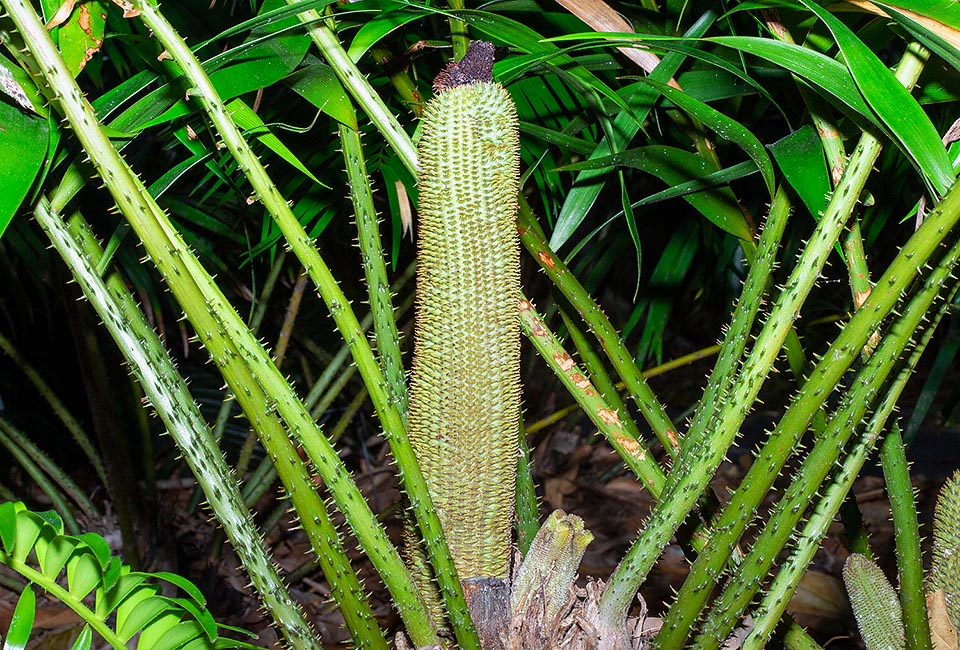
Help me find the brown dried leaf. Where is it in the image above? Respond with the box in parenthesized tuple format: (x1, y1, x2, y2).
(44, 0, 76, 29)
(543, 467, 579, 510)
(552, 0, 662, 74)
(603, 476, 648, 501)
(787, 570, 849, 620)
(110, 0, 140, 17)
(928, 589, 959, 650)
(395, 180, 414, 240)
(832, 2, 960, 52)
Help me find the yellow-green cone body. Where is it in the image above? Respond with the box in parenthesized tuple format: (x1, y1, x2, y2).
(843, 554, 906, 650)
(931, 469, 960, 629)
(408, 80, 521, 581)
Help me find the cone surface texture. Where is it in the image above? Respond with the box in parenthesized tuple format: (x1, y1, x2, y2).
(408, 79, 521, 581)
(932, 469, 960, 629)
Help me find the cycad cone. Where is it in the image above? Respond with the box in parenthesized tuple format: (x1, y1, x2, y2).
(932, 469, 960, 628)
(408, 80, 521, 581)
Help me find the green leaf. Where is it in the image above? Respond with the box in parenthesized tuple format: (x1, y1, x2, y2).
(210, 632, 263, 650)
(97, 572, 146, 619)
(675, 68, 756, 103)
(117, 594, 169, 642)
(160, 198, 246, 244)
(56, 0, 107, 77)
(165, 597, 217, 641)
(146, 571, 207, 607)
(205, 0, 313, 72)
(71, 626, 92, 650)
(182, 637, 215, 650)
(192, 0, 336, 50)
(800, 0, 954, 194)
(141, 0, 311, 130)
(152, 126, 235, 200)
(874, 0, 960, 31)
(619, 170, 642, 295)
(211, 622, 258, 640)
(347, 5, 427, 62)
(707, 36, 876, 125)
(284, 62, 357, 130)
(76, 532, 110, 568)
(512, 73, 588, 131)
(2, 584, 35, 650)
(90, 70, 158, 119)
(225, 98, 326, 186)
(519, 122, 594, 155)
(626, 225, 700, 363)
(25, 510, 63, 575)
(107, 82, 185, 136)
(0, 503, 253, 648)
(148, 150, 216, 199)
(136, 612, 183, 650)
(12, 513, 44, 565)
(207, 39, 307, 99)
(877, 3, 960, 73)
(0, 502, 24, 555)
(627, 160, 758, 208)
(769, 125, 831, 219)
(31, 510, 62, 532)
(0, 103, 49, 239)
(66, 548, 101, 600)
(559, 145, 753, 241)
(38, 535, 79, 579)
(102, 556, 122, 591)
(29, 522, 56, 578)
(550, 9, 718, 250)
(144, 620, 204, 650)
(635, 77, 775, 199)
(540, 34, 777, 110)
(0, 55, 47, 116)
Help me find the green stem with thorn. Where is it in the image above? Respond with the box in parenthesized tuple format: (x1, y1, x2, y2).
(128, 2, 478, 645)
(33, 193, 322, 650)
(6, 0, 434, 644)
